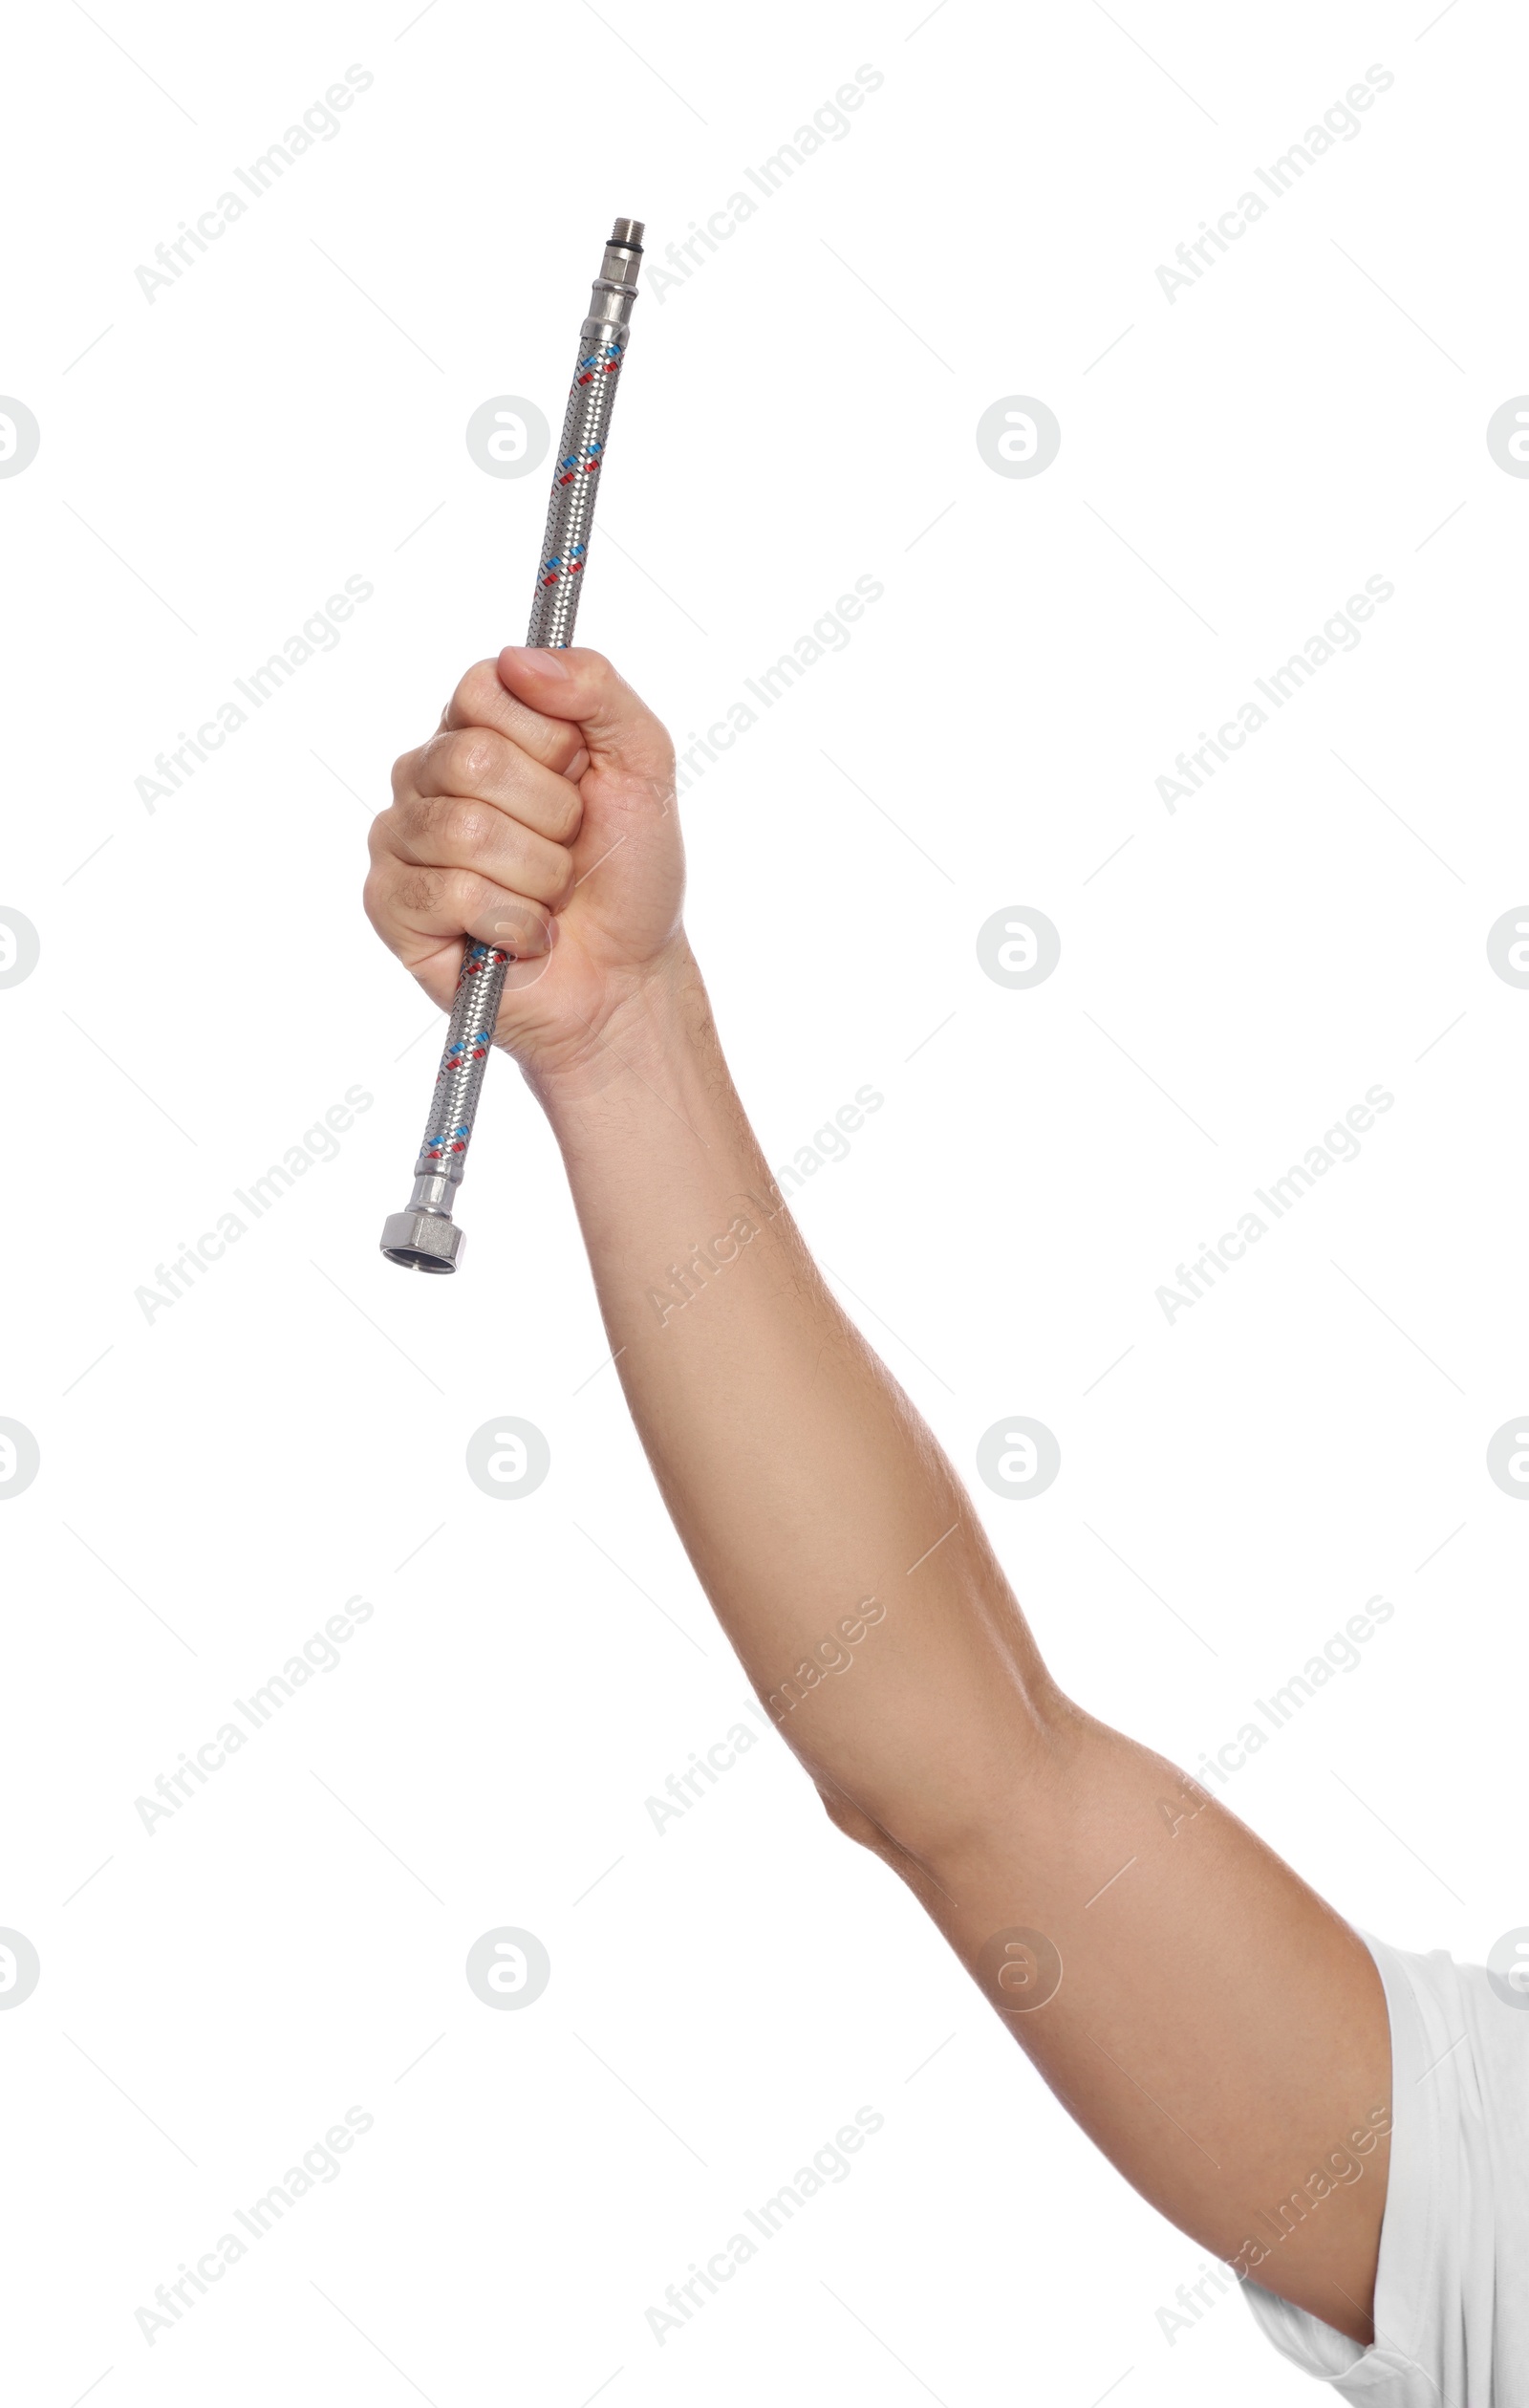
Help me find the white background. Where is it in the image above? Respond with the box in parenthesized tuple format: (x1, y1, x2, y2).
(2, 0, 1525, 2399)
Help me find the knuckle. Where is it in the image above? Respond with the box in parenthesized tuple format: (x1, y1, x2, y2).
(389, 748, 417, 800)
(547, 779, 583, 841)
(442, 727, 498, 791)
(451, 660, 501, 723)
(460, 867, 501, 920)
(395, 865, 446, 916)
(400, 791, 447, 846)
(442, 797, 491, 856)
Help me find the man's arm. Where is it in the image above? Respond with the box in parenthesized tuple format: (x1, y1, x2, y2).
(367, 646, 1391, 2344)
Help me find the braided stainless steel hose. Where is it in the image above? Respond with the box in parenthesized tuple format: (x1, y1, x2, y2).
(380, 216, 644, 1273)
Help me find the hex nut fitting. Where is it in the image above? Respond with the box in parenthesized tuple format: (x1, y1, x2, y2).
(379, 1208, 464, 1273)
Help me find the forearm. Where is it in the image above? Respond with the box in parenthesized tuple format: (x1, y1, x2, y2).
(530, 942, 1062, 1854)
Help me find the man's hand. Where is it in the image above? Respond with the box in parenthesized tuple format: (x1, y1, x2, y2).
(365, 646, 685, 1085)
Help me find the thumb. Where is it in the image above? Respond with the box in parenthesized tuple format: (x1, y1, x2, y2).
(496, 645, 674, 787)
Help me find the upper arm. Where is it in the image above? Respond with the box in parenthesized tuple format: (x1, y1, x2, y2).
(851, 1699, 1391, 2344)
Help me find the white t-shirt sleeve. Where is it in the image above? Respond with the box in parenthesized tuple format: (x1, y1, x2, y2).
(1240, 1929, 1529, 2403)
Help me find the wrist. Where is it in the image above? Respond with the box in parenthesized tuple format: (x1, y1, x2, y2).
(521, 939, 717, 1125)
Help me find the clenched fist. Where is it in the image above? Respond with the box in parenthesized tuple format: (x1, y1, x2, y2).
(365, 646, 686, 1086)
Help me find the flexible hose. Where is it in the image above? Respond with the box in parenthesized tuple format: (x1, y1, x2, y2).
(381, 217, 643, 1271)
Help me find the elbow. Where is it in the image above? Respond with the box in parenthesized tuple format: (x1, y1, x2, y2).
(814, 1781, 945, 1888)
(816, 1782, 887, 1851)
(813, 1684, 1082, 1877)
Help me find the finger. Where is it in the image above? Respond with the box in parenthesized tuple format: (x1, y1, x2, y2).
(441, 658, 590, 780)
(494, 645, 674, 786)
(364, 859, 554, 980)
(374, 795, 576, 911)
(410, 726, 584, 845)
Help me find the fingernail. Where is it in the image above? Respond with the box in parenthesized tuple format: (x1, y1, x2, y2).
(504, 643, 568, 676)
